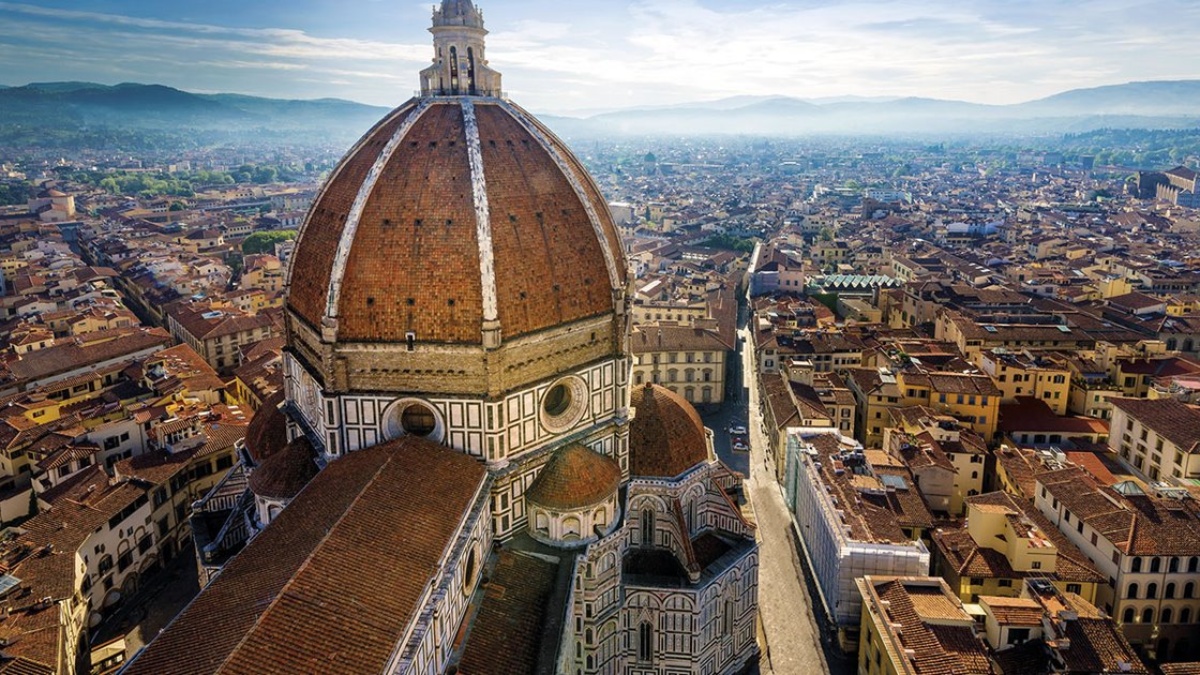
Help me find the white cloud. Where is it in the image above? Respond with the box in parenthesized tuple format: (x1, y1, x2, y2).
(0, 0, 1197, 112)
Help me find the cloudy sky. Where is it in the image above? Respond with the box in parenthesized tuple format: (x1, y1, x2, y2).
(0, 0, 1197, 115)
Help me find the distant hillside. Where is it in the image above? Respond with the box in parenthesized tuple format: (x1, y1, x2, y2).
(1, 79, 1199, 148)
(0, 82, 390, 148)
(548, 80, 1200, 137)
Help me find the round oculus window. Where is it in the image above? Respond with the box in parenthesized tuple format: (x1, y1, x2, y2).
(539, 376, 588, 432)
(544, 384, 572, 417)
(400, 404, 437, 437)
(384, 398, 444, 442)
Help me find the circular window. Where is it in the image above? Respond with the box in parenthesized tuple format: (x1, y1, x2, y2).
(544, 384, 572, 417)
(463, 546, 477, 596)
(384, 398, 444, 442)
(539, 376, 588, 433)
(401, 404, 437, 436)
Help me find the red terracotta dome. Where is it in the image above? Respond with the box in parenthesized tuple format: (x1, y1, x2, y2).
(286, 97, 627, 346)
(525, 443, 621, 510)
(249, 436, 319, 500)
(628, 383, 710, 479)
(244, 391, 288, 464)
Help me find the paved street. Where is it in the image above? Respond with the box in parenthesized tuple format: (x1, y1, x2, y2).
(730, 305, 855, 675)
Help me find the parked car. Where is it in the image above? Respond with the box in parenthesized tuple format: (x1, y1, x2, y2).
(733, 441, 749, 452)
(730, 425, 747, 435)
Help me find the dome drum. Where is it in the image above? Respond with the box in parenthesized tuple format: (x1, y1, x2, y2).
(287, 308, 624, 398)
(527, 499, 618, 549)
(524, 443, 623, 549)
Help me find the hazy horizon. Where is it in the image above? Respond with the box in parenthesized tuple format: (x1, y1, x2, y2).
(1, 0, 1198, 115)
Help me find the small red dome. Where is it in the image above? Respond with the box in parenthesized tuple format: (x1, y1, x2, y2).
(244, 391, 288, 464)
(526, 443, 621, 510)
(249, 436, 319, 500)
(628, 384, 709, 479)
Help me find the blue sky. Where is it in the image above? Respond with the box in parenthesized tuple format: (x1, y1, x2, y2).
(0, 0, 1197, 114)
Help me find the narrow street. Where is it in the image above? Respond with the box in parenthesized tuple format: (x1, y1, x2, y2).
(724, 292, 854, 675)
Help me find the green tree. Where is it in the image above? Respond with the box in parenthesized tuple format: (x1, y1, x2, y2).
(169, 201, 186, 211)
(242, 230, 297, 255)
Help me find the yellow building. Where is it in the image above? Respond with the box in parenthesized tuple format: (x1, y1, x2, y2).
(1109, 397, 1200, 483)
(630, 325, 730, 406)
(931, 492, 1103, 606)
(975, 348, 1071, 415)
(857, 576, 989, 675)
(887, 407, 987, 515)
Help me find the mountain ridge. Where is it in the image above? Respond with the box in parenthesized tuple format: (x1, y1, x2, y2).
(2, 79, 1198, 143)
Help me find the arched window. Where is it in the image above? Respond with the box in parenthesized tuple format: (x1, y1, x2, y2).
(535, 511, 549, 533)
(723, 599, 734, 636)
(1170, 557, 1180, 573)
(1132, 557, 1142, 573)
(1185, 582, 1195, 599)
(448, 46, 459, 92)
(1181, 608, 1193, 624)
(1166, 583, 1176, 599)
(641, 508, 654, 547)
(563, 516, 581, 540)
(1162, 608, 1173, 624)
(466, 47, 477, 95)
(1151, 557, 1162, 573)
(595, 506, 607, 526)
(1142, 607, 1154, 624)
(1190, 556, 1199, 573)
(1123, 607, 1135, 623)
(1127, 583, 1139, 599)
(1147, 583, 1158, 599)
(638, 621, 653, 662)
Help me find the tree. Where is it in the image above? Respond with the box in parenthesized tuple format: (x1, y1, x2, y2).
(169, 201, 186, 211)
(242, 230, 297, 255)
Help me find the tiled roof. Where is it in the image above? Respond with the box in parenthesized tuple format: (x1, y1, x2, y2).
(629, 383, 709, 479)
(525, 443, 620, 510)
(124, 435, 488, 675)
(866, 578, 990, 674)
(287, 99, 625, 345)
(630, 325, 731, 353)
(456, 551, 559, 675)
(979, 596, 1043, 625)
(5, 327, 171, 385)
(1110, 396, 1200, 453)
(1039, 466, 1200, 556)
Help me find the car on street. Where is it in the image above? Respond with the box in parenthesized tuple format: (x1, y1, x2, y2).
(733, 441, 749, 452)
(730, 425, 747, 435)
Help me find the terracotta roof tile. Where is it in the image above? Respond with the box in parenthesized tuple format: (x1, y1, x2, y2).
(456, 551, 559, 675)
(629, 383, 709, 479)
(124, 436, 488, 675)
(525, 443, 620, 510)
(287, 100, 624, 345)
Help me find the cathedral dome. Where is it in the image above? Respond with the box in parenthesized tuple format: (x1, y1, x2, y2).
(628, 383, 711, 479)
(244, 391, 288, 464)
(286, 97, 627, 348)
(526, 443, 621, 511)
(248, 436, 319, 500)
